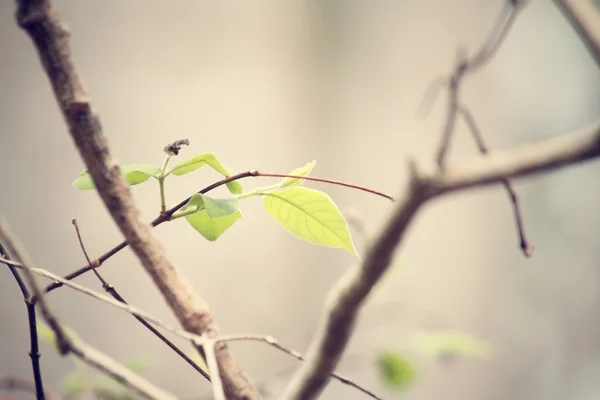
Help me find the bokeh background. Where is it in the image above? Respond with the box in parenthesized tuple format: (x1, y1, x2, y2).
(1, 0, 600, 399)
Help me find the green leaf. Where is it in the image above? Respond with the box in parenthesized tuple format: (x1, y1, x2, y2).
(166, 152, 243, 194)
(183, 193, 239, 218)
(72, 164, 159, 190)
(281, 160, 316, 187)
(377, 351, 417, 390)
(414, 331, 492, 358)
(61, 371, 91, 397)
(261, 187, 357, 255)
(185, 209, 242, 241)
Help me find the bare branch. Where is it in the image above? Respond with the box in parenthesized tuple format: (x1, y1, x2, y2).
(0, 221, 177, 400)
(71, 219, 211, 381)
(282, 119, 600, 399)
(14, 1, 256, 397)
(554, 0, 600, 69)
(458, 106, 534, 256)
(0, 243, 46, 400)
(2, 254, 385, 399)
(434, 0, 527, 167)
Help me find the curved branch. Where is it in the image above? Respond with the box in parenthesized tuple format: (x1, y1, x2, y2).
(282, 119, 600, 399)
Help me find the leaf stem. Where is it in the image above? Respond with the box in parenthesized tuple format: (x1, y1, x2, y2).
(157, 154, 173, 214)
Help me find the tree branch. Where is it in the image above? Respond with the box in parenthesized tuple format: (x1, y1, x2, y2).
(0, 243, 46, 400)
(14, 1, 257, 398)
(282, 119, 600, 399)
(71, 219, 211, 382)
(0, 221, 177, 400)
(554, 0, 600, 69)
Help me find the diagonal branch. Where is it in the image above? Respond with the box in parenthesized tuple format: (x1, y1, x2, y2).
(554, 0, 600, 69)
(14, 1, 257, 398)
(458, 106, 533, 256)
(71, 219, 211, 382)
(282, 119, 600, 399)
(1, 255, 383, 399)
(0, 243, 46, 400)
(434, 0, 527, 167)
(0, 221, 177, 400)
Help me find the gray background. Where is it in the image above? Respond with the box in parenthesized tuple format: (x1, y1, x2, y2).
(1, 0, 600, 399)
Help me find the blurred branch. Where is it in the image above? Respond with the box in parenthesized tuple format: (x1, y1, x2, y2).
(1, 253, 382, 398)
(282, 119, 600, 399)
(0, 220, 177, 400)
(422, 0, 534, 256)
(458, 106, 533, 256)
(434, 0, 527, 167)
(0, 243, 46, 400)
(0, 375, 59, 400)
(14, 0, 256, 397)
(554, 0, 600, 69)
(71, 219, 211, 382)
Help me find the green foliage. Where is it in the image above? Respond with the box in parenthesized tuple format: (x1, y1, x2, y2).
(166, 152, 242, 194)
(72, 164, 160, 190)
(72, 152, 357, 255)
(261, 187, 357, 255)
(182, 193, 243, 241)
(414, 331, 492, 358)
(281, 160, 316, 187)
(377, 351, 417, 390)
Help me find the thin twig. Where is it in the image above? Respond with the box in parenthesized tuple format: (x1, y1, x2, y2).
(204, 341, 225, 400)
(43, 170, 393, 296)
(2, 255, 384, 399)
(216, 334, 384, 400)
(434, 0, 527, 167)
(71, 218, 211, 381)
(553, 0, 600, 69)
(282, 119, 600, 399)
(458, 106, 534, 256)
(0, 220, 177, 400)
(0, 243, 46, 400)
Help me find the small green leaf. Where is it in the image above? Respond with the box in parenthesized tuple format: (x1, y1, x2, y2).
(281, 160, 316, 187)
(414, 331, 492, 358)
(185, 209, 242, 241)
(262, 187, 357, 255)
(377, 351, 417, 390)
(72, 164, 159, 190)
(61, 370, 91, 397)
(183, 193, 239, 218)
(167, 152, 243, 194)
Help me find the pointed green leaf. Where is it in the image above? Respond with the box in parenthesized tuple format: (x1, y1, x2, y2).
(72, 164, 159, 190)
(185, 209, 242, 241)
(282, 160, 316, 187)
(261, 187, 357, 255)
(377, 351, 417, 390)
(414, 331, 492, 358)
(183, 193, 239, 218)
(166, 152, 243, 194)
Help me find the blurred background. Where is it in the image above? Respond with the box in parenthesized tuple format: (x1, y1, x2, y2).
(1, 0, 600, 399)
